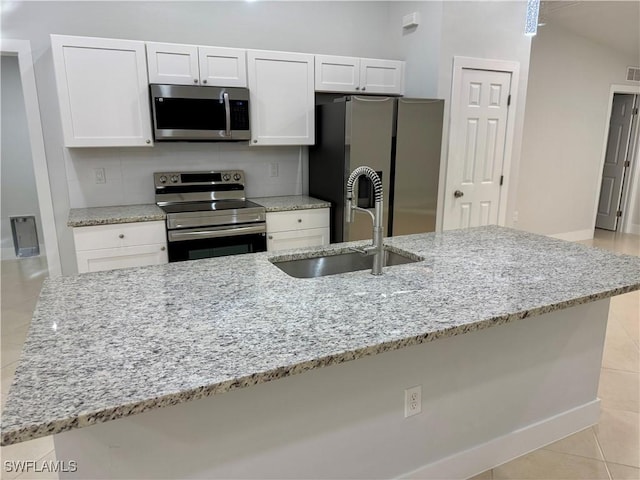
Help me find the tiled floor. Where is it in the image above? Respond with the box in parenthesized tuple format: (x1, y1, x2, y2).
(0, 230, 638, 480)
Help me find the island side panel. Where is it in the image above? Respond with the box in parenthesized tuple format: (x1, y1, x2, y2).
(54, 300, 609, 479)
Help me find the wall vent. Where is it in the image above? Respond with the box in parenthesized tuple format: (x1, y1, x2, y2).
(627, 67, 640, 82)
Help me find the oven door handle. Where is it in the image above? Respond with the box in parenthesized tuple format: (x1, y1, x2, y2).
(168, 224, 265, 242)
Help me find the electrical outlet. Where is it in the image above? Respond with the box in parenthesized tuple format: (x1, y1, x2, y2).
(94, 168, 106, 184)
(404, 385, 422, 418)
(269, 162, 279, 178)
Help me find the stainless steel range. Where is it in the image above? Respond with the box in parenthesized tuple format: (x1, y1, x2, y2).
(154, 170, 266, 262)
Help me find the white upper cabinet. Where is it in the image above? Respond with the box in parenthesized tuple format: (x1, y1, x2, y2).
(360, 58, 405, 95)
(51, 34, 153, 147)
(315, 55, 360, 92)
(247, 50, 315, 146)
(146, 42, 199, 85)
(146, 42, 247, 87)
(315, 55, 405, 95)
(198, 46, 247, 87)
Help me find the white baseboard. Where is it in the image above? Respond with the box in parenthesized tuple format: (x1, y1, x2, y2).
(548, 229, 594, 242)
(400, 400, 601, 480)
(624, 223, 640, 235)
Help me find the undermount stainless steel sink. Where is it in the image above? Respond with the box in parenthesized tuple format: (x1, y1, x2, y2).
(270, 249, 421, 278)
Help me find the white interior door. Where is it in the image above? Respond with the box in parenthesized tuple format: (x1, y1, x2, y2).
(596, 93, 637, 231)
(443, 68, 512, 230)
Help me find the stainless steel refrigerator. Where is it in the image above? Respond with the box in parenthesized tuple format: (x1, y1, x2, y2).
(309, 95, 444, 243)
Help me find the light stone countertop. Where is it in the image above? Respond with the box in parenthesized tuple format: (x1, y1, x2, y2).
(2, 226, 640, 445)
(67, 197, 328, 228)
(250, 195, 330, 212)
(67, 204, 166, 227)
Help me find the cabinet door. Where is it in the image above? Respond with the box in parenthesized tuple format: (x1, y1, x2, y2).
(267, 227, 330, 252)
(73, 221, 167, 251)
(266, 208, 330, 233)
(359, 58, 405, 95)
(199, 47, 247, 87)
(76, 244, 168, 273)
(247, 50, 315, 146)
(51, 35, 153, 147)
(146, 42, 199, 85)
(315, 55, 360, 93)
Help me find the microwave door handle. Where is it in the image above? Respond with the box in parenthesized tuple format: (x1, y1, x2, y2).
(223, 92, 231, 137)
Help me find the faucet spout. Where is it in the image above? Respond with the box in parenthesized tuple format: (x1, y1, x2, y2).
(345, 166, 385, 275)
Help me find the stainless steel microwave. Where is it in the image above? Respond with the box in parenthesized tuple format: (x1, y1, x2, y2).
(150, 84, 250, 141)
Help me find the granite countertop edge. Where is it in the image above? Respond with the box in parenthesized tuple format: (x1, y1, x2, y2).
(1, 284, 637, 446)
(250, 195, 331, 212)
(67, 196, 330, 227)
(67, 204, 166, 227)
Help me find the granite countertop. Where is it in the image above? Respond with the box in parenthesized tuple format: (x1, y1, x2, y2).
(2, 226, 640, 445)
(251, 195, 331, 212)
(67, 204, 166, 227)
(67, 197, 328, 227)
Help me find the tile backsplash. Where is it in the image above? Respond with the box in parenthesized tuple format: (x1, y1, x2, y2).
(65, 142, 307, 208)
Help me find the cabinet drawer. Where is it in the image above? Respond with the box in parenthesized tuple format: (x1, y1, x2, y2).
(267, 227, 329, 252)
(76, 244, 168, 273)
(73, 221, 166, 251)
(266, 208, 329, 233)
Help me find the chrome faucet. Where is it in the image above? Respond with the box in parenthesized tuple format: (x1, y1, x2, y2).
(345, 166, 384, 275)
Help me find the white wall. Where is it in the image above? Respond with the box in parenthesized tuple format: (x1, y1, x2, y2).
(0, 55, 43, 260)
(2, 1, 399, 274)
(517, 23, 639, 238)
(387, 1, 442, 98)
(436, 1, 532, 231)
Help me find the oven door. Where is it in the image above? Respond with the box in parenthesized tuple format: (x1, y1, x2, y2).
(167, 224, 266, 262)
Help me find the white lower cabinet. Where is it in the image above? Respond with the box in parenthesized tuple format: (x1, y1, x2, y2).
(266, 208, 330, 252)
(73, 221, 168, 273)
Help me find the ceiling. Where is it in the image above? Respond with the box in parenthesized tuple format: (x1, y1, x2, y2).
(539, 1, 640, 60)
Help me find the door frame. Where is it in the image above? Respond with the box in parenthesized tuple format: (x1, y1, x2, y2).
(443, 56, 520, 229)
(1, 39, 61, 276)
(593, 84, 640, 235)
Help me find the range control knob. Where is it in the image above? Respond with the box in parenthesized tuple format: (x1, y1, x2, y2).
(170, 175, 179, 183)
(159, 175, 167, 183)
(233, 173, 241, 181)
(222, 173, 231, 181)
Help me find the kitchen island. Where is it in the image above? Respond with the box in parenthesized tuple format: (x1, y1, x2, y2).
(2, 226, 639, 479)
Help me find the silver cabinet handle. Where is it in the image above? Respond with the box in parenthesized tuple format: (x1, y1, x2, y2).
(362, 86, 366, 91)
(297, 218, 302, 223)
(161, 246, 166, 251)
(454, 190, 464, 198)
(145, 139, 151, 144)
(223, 92, 231, 138)
(268, 235, 273, 240)
(193, 79, 198, 83)
(118, 234, 124, 239)
(202, 79, 207, 84)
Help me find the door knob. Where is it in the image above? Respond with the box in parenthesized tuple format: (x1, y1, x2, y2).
(454, 190, 464, 198)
